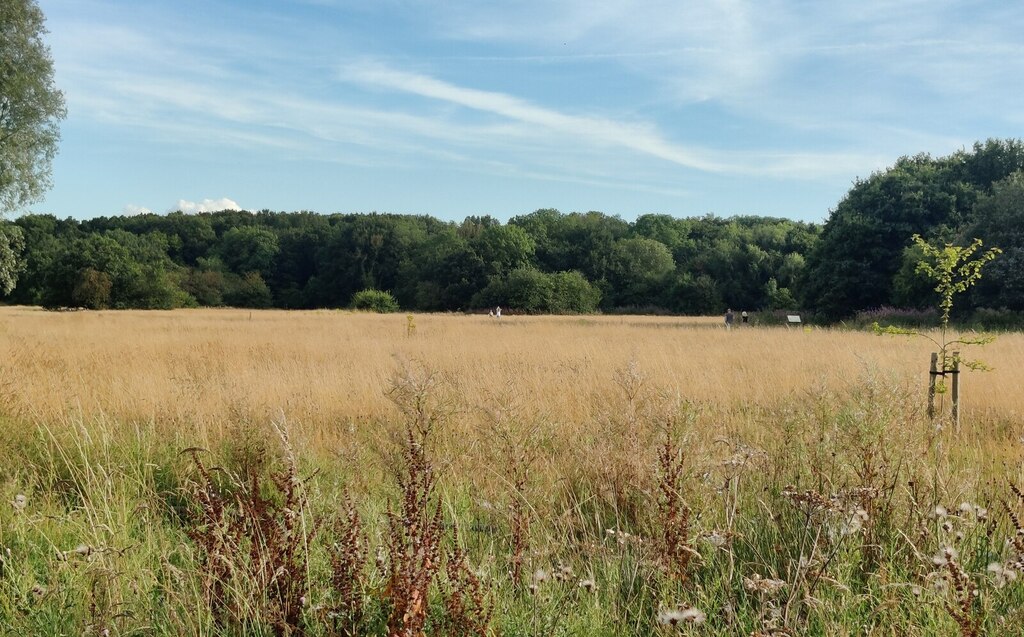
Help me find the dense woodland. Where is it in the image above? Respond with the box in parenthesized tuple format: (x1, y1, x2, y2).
(2, 139, 1023, 321)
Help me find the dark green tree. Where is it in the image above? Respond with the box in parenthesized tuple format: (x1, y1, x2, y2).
(804, 141, 1024, 319)
(548, 270, 602, 313)
(470, 224, 536, 276)
(218, 225, 280, 277)
(961, 171, 1024, 311)
(473, 267, 552, 313)
(607, 236, 674, 307)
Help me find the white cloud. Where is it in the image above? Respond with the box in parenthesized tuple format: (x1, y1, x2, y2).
(342, 62, 726, 173)
(122, 204, 153, 216)
(171, 198, 243, 214)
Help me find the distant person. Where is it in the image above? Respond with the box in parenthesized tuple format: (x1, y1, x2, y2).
(725, 308, 734, 330)
(495, 306, 502, 319)
(741, 310, 749, 325)
(488, 309, 494, 318)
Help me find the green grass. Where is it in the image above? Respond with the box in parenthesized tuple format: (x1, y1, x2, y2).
(2, 373, 1024, 637)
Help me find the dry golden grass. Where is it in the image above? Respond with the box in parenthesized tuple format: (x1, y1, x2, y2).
(1, 306, 1020, 430)
(3, 306, 1024, 635)
(2, 305, 1021, 489)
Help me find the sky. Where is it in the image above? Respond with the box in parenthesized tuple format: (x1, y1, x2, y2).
(27, 0, 1024, 223)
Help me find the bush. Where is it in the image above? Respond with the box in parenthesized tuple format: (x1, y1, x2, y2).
(351, 288, 400, 313)
(847, 306, 938, 329)
(963, 307, 1024, 331)
(71, 268, 112, 309)
(224, 272, 273, 308)
(549, 271, 601, 313)
(473, 268, 601, 314)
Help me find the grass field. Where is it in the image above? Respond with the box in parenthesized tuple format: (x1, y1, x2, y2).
(1, 307, 1023, 636)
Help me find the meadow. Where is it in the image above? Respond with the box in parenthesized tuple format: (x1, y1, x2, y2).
(1, 307, 1023, 636)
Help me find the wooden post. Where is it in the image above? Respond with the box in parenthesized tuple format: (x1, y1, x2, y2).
(927, 352, 938, 420)
(951, 350, 960, 430)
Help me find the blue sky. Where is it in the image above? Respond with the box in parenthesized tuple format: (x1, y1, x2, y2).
(30, 0, 1024, 222)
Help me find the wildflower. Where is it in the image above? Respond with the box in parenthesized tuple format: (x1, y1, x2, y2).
(31, 584, 46, 598)
(932, 546, 957, 567)
(12, 494, 27, 511)
(578, 578, 597, 593)
(934, 505, 948, 519)
(65, 544, 93, 559)
(958, 502, 974, 515)
(744, 574, 787, 595)
(532, 569, 549, 584)
(705, 531, 727, 547)
(840, 513, 863, 536)
(988, 562, 1019, 588)
(658, 606, 705, 626)
(657, 609, 686, 626)
(679, 608, 706, 624)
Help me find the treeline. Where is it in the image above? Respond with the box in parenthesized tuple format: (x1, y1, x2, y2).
(803, 139, 1024, 321)
(0, 209, 817, 314)
(2, 138, 1023, 319)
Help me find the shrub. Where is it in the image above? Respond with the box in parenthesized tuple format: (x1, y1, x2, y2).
(351, 288, 399, 313)
(549, 270, 601, 313)
(71, 268, 112, 309)
(473, 268, 601, 314)
(223, 271, 273, 308)
(849, 306, 938, 329)
(964, 307, 1024, 331)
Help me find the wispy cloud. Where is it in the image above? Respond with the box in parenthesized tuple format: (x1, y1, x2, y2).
(38, 0, 1024, 221)
(342, 61, 726, 172)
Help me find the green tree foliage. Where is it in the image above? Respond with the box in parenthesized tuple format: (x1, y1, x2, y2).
(4, 143, 1022, 320)
(549, 271, 602, 313)
(510, 210, 628, 282)
(0, 0, 66, 214)
(909, 235, 1001, 328)
(38, 231, 193, 309)
(182, 265, 226, 307)
(71, 267, 112, 309)
(350, 288, 399, 313)
(804, 139, 1024, 319)
(218, 225, 280, 276)
(223, 271, 272, 308)
(470, 224, 536, 276)
(473, 268, 552, 313)
(473, 268, 602, 314)
(876, 235, 1001, 402)
(0, 222, 25, 294)
(0, 209, 824, 314)
(960, 171, 1024, 311)
(607, 237, 674, 307)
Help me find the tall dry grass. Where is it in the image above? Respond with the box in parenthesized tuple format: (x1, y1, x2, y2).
(2, 305, 1021, 425)
(2, 306, 1024, 635)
